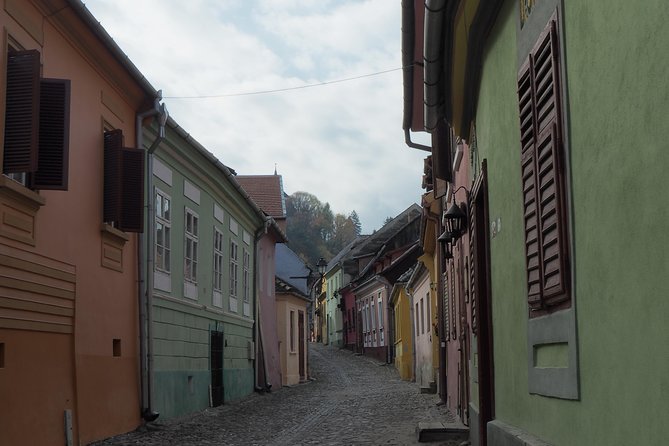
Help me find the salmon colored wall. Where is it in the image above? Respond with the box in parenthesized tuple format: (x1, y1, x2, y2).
(1, 2, 149, 444)
(276, 295, 308, 386)
(0, 330, 77, 446)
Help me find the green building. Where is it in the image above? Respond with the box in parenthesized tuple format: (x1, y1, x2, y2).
(405, 0, 669, 444)
(142, 118, 273, 418)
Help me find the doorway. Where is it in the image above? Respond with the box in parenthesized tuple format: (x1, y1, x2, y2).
(210, 330, 224, 407)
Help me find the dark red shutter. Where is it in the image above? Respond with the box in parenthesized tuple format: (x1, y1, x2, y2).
(518, 15, 570, 314)
(3, 50, 40, 173)
(104, 129, 123, 224)
(469, 201, 478, 334)
(536, 124, 569, 307)
(119, 148, 145, 233)
(33, 78, 70, 190)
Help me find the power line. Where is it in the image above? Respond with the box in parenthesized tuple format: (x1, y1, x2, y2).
(162, 65, 410, 99)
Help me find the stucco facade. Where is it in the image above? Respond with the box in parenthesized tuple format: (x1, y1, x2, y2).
(472, 1, 669, 444)
(408, 266, 434, 389)
(146, 119, 266, 418)
(390, 273, 414, 381)
(0, 1, 157, 444)
(404, 0, 669, 444)
(276, 293, 309, 386)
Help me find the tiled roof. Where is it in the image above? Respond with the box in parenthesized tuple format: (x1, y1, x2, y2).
(236, 175, 286, 219)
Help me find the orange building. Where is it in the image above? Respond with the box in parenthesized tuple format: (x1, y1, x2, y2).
(0, 1, 162, 444)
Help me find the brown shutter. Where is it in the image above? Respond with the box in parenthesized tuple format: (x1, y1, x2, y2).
(532, 20, 560, 136)
(3, 50, 40, 173)
(104, 129, 123, 224)
(32, 79, 70, 190)
(536, 124, 569, 307)
(469, 201, 478, 334)
(518, 14, 570, 313)
(119, 148, 145, 233)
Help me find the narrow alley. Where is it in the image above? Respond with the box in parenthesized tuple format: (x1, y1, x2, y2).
(94, 343, 460, 446)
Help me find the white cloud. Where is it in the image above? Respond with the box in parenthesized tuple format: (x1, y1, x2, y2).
(84, 0, 425, 233)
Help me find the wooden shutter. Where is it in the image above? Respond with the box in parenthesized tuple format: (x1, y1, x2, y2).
(536, 124, 569, 307)
(103, 130, 145, 233)
(517, 14, 570, 313)
(119, 148, 145, 233)
(469, 201, 478, 333)
(104, 129, 123, 224)
(33, 79, 70, 190)
(3, 50, 40, 173)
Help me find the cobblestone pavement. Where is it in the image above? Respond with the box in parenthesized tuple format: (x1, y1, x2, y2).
(93, 343, 460, 446)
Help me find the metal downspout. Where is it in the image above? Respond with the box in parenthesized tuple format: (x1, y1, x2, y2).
(137, 92, 168, 422)
(254, 218, 271, 392)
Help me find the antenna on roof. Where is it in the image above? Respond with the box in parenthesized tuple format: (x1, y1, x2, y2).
(274, 163, 278, 175)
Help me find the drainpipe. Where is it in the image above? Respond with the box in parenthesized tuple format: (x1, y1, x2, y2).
(254, 218, 272, 392)
(137, 92, 168, 422)
(407, 284, 417, 382)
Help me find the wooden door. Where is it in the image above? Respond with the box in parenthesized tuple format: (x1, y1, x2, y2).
(298, 311, 305, 380)
(470, 161, 494, 445)
(210, 330, 224, 407)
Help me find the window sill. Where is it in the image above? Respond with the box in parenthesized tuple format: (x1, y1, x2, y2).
(0, 176, 45, 245)
(100, 223, 128, 272)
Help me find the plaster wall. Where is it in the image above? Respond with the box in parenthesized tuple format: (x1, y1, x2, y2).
(258, 235, 282, 390)
(412, 270, 434, 388)
(276, 294, 308, 386)
(0, 3, 150, 443)
(393, 287, 414, 380)
(474, 0, 669, 444)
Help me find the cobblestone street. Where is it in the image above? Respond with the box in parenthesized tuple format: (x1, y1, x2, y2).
(94, 343, 459, 446)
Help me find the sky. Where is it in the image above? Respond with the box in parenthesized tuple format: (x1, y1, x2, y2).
(84, 0, 429, 233)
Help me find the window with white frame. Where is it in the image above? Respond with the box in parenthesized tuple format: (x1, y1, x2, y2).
(155, 189, 171, 272)
(377, 294, 384, 344)
(420, 298, 425, 334)
(213, 228, 224, 291)
(243, 249, 250, 302)
(229, 240, 238, 299)
(184, 209, 198, 282)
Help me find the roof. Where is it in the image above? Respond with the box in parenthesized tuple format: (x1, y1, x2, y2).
(326, 235, 369, 274)
(275, 243, 311, 296)
(236, 175, 287, 220)
(162, 118, 286, 242)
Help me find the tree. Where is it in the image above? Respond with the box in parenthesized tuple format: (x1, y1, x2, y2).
(285, 192, 361, 268)
(349, 210, 362, 236)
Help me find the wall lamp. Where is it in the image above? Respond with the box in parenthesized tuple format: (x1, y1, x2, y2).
(437, 230, 454, 260)
(317, 258, 327, 277)
(443, 185, 470, 242)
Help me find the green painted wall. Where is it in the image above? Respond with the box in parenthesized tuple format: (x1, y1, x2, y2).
(145, 123, 262, 418)
(473, 0, 669, 444)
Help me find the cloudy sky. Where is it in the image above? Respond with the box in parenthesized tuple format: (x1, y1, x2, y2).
(84, 0, 428, 233)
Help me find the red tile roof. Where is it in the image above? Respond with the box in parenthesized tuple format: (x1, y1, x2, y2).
(236, 175, 286, 219)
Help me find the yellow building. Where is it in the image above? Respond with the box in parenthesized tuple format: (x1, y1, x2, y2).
(390, 269, 415, 381)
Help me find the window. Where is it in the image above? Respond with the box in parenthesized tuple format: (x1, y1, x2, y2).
(229, 240, 238, 298)
(3, 49, 70, 190)
(517, 13, 570, 315)
(290, 310, 295, 352)
(420, 298, 425, 334)
(213, 228, 224, 291)
(426, 292, 430, 334)
(103, 129, 145, 232)
(184, 208, 198, 282)
(415, 303, 420, 337)
(243, 249, 250, 303)
(155, 190, 171, 272)
(377, 294, 384, 344)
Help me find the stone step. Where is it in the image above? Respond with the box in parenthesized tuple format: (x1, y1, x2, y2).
(416, 421, 469, 443)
